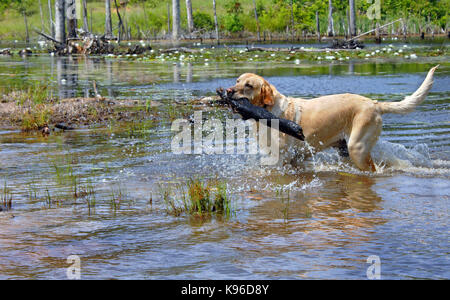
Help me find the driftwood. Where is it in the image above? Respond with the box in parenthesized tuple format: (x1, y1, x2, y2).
(35, 29, 151, 56)
(244, 46, 360, 53)
(216, 88, 305, 141)
(160, 47, 199, 54)
(329, 39, 364, 49)
(0, 48, 12, 56)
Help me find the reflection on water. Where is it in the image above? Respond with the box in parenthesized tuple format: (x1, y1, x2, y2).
(0, 54, 448, 279)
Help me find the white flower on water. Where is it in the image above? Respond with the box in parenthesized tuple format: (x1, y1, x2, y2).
(295, 59, 300, 64)
(410, 53, 417, 59)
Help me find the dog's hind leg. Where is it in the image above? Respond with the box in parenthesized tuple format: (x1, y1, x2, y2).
(347, 115, 382, 172)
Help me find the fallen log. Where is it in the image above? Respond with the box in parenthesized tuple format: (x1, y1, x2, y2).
(216, 88, 305, 141)
(160, 47, 199, 54)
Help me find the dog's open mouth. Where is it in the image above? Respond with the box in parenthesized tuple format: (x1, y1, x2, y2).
(216, 87, 305, 141)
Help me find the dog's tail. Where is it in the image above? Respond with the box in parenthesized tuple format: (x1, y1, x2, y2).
(378, 65, 438, 115)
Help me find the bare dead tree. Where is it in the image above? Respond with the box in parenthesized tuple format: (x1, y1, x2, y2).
(82, 0, 89, 32)
(316, 11, 321, 41)
(38, 0, 45, 32)
(48, 0, 55, 38)
(55, 0, 66, 44)
(114, 0, 126, 41)
(23, 11, 29, 43)
(327, 0, 335, 37)
(186, 0, 194, 36)
(172, 0, 181, 40)
(213, 0, 220, 44)
(349, 0, 356, 37)
(66, 0, 78, 39)
(167, 2, 171, 34)
(253, 0, 261, 41)
(105, 0, 113, 38)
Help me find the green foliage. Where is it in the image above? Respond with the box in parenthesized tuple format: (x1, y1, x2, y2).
(0, 0, 448, 39)
(193, 11, 214, 31)
(223, 0, 244, 33)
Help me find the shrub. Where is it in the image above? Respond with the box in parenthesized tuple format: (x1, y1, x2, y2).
(193, 11, 215, 31)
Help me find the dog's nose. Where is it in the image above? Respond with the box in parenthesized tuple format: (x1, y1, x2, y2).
(226, 88, 235, 96)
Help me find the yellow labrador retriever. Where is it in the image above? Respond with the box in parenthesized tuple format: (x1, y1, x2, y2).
(226, 66, 438, 172)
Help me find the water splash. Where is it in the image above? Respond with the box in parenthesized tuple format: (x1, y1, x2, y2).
(277, 140, 449, 176)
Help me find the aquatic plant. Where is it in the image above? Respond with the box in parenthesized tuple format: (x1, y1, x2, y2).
(160, 178, 232, 218)
(109, 185, 129, 212)
(1, 181, 12, 211)
(20, 104, 52, 132)
(274, 185, 291, 223)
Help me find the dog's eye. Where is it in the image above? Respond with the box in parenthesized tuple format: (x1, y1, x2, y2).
(245, 83, 253, 89)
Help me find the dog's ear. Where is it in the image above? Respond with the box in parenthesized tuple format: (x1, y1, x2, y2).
(261, 81, 274, 106)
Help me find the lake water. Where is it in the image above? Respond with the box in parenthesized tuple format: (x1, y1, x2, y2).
(0, 45, 448, 279)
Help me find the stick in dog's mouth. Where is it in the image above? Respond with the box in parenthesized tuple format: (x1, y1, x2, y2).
(216, 87, 305, 141)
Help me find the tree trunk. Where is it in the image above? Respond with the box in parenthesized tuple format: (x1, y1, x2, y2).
(38, 0, 45, 32)
(66, 0, 77, 39)
(316, 11, 321, 41)
(253, 0, 261, 41)
(48, 0, 55, 38)
(167, 2, 171, 34)
(327, 0, 334, 37)
(213, 0, 220, 44)
(290, 0, 295, 40)
(23, 12, 29, 43)
(346, 7, 350, 37)
(114, 0, 125, 42)
(172, 0, 181, 40)
(55, 0, 66, 44)
(349, 0, 356, 37)
(186, 0, 194, 36)
(105, 0, 113, 38)
(82, 0, 89, 32)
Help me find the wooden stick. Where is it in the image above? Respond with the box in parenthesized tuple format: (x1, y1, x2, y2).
(216, 88, 305, 141)
(34, 29, 64, 45)
(349, 18, 403, 41)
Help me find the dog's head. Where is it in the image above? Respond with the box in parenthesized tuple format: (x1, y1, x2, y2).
(226, 73, 275, 107)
